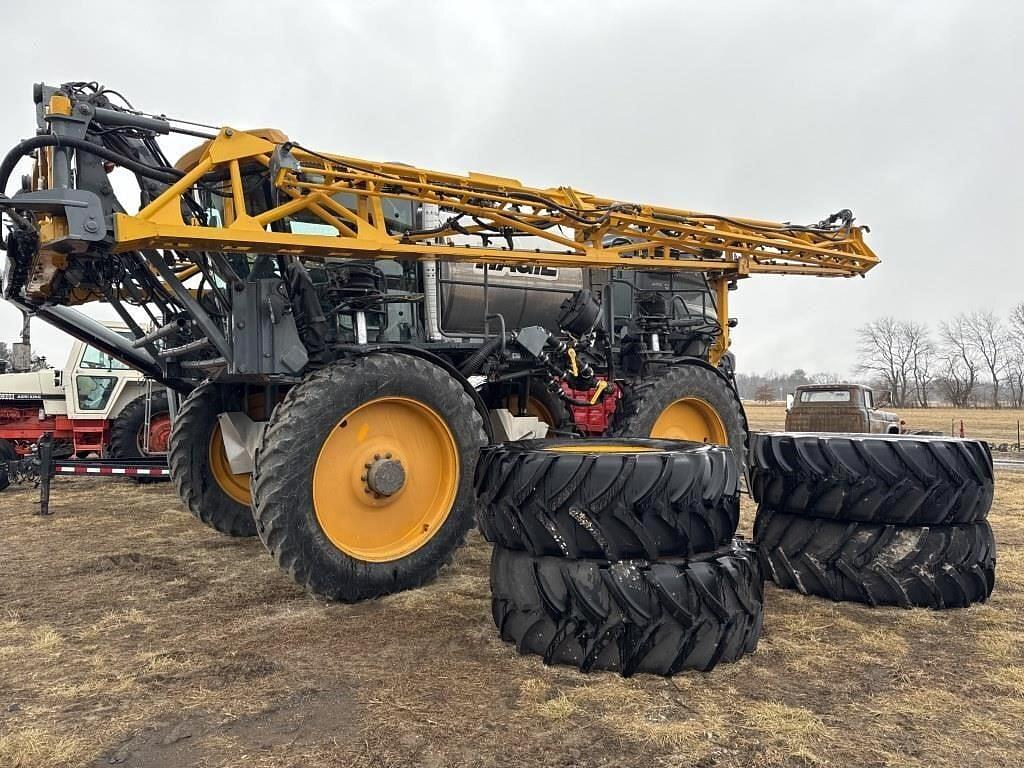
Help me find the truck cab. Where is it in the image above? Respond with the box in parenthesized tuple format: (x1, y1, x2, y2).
(784, 384, 900, 434)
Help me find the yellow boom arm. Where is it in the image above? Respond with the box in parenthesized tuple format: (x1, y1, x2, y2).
(116, 128, 878, 280)
(106, 128, 878, 364)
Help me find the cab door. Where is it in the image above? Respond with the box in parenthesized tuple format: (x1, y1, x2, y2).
(65, 342, 135, 420)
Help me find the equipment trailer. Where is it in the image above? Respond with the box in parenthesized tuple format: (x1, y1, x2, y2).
(0, 81, 878, 601)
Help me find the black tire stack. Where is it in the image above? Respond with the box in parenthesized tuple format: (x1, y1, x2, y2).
(751, 432, 996, 609)
(475, 438, 763, 676)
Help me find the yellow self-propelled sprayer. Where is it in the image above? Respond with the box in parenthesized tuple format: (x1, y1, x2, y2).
(0, 82, 878, 601)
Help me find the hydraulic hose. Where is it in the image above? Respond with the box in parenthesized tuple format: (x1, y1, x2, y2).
(0, 135, 182, 197)
(460, 335, 508, 376)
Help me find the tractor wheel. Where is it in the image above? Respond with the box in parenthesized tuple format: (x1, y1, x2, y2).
(475, 438, 739, 559)
(0, 438, 15, 492)
(612, 364, 748, 472)
(251, 353, 488, 602)
(750, 433, 994, 525)
(754, 508, 996, 609)
(168, 382, 258, 537)
(110, 391, 171, 458)
(491, 543, 764, 675)
(110, 391, 172, 483)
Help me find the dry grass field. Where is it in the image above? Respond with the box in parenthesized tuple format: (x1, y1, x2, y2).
(745, 402, 1024, 447)
(1, 411, 1022, 767)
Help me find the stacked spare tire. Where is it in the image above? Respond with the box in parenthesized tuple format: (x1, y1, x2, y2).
(751, 433, 996, 609)
(475, 438, 763, 676)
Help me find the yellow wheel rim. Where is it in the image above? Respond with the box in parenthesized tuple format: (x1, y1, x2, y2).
(545, 442, 661, 454)
(313, 396, 460, 563)
(505, 394, 556, 426)
(208, 425, 252, 506)
(651, 397, 728, 445)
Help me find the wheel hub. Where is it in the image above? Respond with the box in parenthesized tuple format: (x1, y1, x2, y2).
(364, 455, 406, 497)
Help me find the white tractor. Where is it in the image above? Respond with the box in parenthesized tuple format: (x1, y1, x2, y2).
(0, 322, 170, 487)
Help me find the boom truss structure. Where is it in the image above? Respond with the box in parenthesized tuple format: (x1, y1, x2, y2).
(117, 128, 878, 278)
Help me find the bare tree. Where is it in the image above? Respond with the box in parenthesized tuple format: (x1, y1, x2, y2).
(964, 310, 1007, 407)
(856, 317, 912, 407)
(808, 371, 845, 385)
(903, 321, 935, 408)
(1012, 302, 1024, 339)
(754, 383, 774, 404)
(1006, 350, 1024, 409)
(855, 318, 933, 407)
(1007, 303, 1024, 408)
(938, 315, 979, 407)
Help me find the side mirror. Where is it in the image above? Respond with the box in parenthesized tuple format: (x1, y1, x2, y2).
(876, 391, 892, 407)
(785, 393, 795, 412)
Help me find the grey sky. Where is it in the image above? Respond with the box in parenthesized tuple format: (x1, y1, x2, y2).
(1, 0, 1021, 374)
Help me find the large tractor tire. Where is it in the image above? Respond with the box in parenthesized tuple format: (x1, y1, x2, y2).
(110, 391, 172, 484)
(110, 391, 171, 459)
(475, 438, 739, 559)
(491, 544, 763, 675)
(750, 433, 994, 525)
(754, 508, 996, 609)
(168, 382, 258, 537)
(612, 363, 748, 473)
(0, 438, 15, 492)
(251, 353, 488, 602)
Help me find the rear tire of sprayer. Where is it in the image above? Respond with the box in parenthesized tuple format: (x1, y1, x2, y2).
(612, 364, 748, 474)
(169, 382, 258, 537)
(251, 353, 488, 602)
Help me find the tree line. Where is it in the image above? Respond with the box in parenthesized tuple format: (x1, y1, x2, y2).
(856, 303, 1024, 408)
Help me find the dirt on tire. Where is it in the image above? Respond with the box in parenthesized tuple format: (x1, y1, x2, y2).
(754, 507, 996, 608)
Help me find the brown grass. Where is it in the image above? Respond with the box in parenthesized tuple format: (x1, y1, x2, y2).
(744, 402, 1024, 445)
(0, 466, 1022, 766)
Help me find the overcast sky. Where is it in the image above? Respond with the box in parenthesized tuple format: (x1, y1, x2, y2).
(1, 0, 1021, 374)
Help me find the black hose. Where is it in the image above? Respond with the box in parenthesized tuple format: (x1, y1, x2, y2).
(0, 135, 182, 197)
(460, 335, 507, 376)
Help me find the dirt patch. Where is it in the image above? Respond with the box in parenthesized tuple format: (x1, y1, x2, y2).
(1, 458, 1023, 767)
(97, 689, 359, 768)
(78, 552, 183, 575)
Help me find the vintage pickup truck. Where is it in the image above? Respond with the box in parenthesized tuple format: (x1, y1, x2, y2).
(784, 384, 902, 434)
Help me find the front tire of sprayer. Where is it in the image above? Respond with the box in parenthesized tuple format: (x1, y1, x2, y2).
(168, 382, 258, 537)
(251, 353, 488, 602)
(613, 364, 748, 472)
